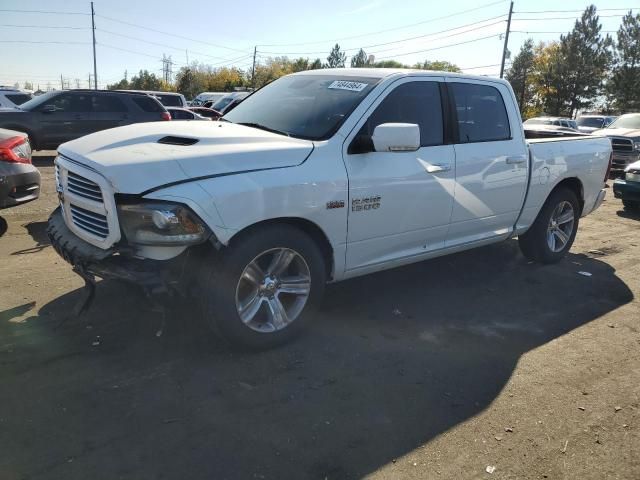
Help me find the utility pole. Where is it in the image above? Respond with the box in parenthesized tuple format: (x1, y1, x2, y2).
(519, 65, 528, 112)
(60, 74, 64, 90)
(500, 1, 514, 79)
(88, 74, 93, 88)
(251, 46, 257, 88)
(91, 1, 98, 89)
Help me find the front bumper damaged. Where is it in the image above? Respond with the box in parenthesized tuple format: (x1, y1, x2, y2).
(47, 207, 194, 314)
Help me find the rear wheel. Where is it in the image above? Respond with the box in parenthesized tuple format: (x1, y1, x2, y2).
(518, 187, 580, 264)
(199, 225, 326, 349)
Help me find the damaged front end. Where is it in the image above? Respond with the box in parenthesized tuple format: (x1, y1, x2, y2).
(47, 207, 204, 315)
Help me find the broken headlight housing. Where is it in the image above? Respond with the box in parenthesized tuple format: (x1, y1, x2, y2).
(117, 202, 210, 246)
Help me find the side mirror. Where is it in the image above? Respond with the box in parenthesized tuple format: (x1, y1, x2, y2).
(372, 123, 420, 152)
(41, 104, 57, 113)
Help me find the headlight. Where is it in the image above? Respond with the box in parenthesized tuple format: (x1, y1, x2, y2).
(633, 141, 640, 151)
(117, 202, 210, 246)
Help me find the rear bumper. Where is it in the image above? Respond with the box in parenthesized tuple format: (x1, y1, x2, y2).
(0, 162, 40, 209)
(613, 179, 640, 203)
(47, 207, 194, 294)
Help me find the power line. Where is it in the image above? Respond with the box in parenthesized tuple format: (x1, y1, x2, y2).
(96, 14, 249, 53)
(259, 0, 508, 47)
(0, 40, 90, 45)
(96, 28, 242, 62)
(375, 33, 501, 60)
(0, 24, 89, 29)
(512, 14, 628, 21)
(0, 9, 88, 15)
(260, 15, 507, 55)
(513, 8, 636, 14)
(511, 30, 617, 34)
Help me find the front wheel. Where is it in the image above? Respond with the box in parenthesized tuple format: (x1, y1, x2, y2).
(518, 187, 580, 264)
(622, 199, 639, 211)
(198, 225, 326, 349)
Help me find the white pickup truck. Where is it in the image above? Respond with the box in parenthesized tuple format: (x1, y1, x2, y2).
(48, 69, 611, 349)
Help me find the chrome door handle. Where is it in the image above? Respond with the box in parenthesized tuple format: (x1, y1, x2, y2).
(426, 164, 451, 173)
(506, 155, 527, 164)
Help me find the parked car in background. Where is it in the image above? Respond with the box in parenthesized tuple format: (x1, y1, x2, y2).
(192, 92, 227, 106)
(116, 90, 187, 108)
(0, 90, 170, 150)
(209, 92, 251, 115)
(188, 107, 221, 119)
(524, 116, 579, 131)
(593, 113, 640, 177)
(166, 107, 211, 121)
(524, 125, 589, 139)
(613, 159, 640, 211)
(0, 128, 40, 210)
(576, 114, 616, 134)
(0, 88, 33, 108)
(48, 68, 611, 349)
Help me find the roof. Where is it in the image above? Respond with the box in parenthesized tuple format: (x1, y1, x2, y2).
(116, 89, 183, 96)
(291, 67, 510, 84)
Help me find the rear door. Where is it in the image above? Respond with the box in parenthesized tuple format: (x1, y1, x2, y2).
(91, 93, 129, 132)
(342, 77, 456, 272)
(445, 79, 528, 247)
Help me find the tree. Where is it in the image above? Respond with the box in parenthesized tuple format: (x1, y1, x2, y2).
(607, 10, 640, 113)
(372, 60, 408, 68)
(309, 58, 323, 70)
(175, 67, 204, 99)
(326, 44, 346, 68)
(291, 57, 310, 72)
(128, 70, 163, 91)
(529, 41, 566, 116)
(107, 78, 130, 90)
(350, 49, 370, 68)
(23, 81, 33, 90)
(415, 60, 461, 72)
(557, 5, 613, 117)
(506, 39, 536, 116)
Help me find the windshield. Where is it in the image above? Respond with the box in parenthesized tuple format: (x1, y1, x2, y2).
(18, 91, 59, 111)
(223, 75, 380, 140)
(607, 114, 640, 130)
(577, 117, 604, 128)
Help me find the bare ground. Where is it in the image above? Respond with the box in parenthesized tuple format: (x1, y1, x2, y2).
(0, 152, 638, 480)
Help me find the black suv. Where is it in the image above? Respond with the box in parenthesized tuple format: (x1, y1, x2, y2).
(0, 90, 170, 150)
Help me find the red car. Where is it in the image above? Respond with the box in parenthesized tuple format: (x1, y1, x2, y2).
(188, 107, 221, 120)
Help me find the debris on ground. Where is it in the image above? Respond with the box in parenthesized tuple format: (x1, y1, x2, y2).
(91, 336, 101, 346)
(588, 249, 606, 256)
(578, 271, 593, 277)
(494, 436, 503, 441)
(505, 427, 514, 433)
(561, 440, 569, 454)
(486, 465, 496, 474)
(392, 308, 402, 316)
(615, 406, 622, 412)
(578, 406, 586, 411)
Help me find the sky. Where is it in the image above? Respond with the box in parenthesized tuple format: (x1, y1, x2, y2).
(0, 0, 636, 92)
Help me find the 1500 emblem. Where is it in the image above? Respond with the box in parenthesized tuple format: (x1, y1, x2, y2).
(326, 200, 345, 209)
(352, 195, 381, 212)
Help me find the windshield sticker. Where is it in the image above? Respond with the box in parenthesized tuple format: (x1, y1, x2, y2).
(328, 80, 368, 92)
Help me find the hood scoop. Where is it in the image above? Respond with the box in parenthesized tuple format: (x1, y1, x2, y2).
(158, 136, 199, 146)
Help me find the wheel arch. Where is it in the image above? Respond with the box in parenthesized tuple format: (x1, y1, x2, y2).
(552, 177, 584, 214)
(226, 217, 335, 280)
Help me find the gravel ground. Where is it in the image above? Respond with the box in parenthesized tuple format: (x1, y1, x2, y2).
(0, 152, 638, 480)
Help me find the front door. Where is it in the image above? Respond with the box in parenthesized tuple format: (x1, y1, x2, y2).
(342, 78, 456, 273)
(90, 93, 129, 133)
(445, 79, 529, 247)
(39, 92, 93, 147)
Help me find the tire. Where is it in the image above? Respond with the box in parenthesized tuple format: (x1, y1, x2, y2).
(198, 225, 326, 350)
(622, 200, 639, 211)
(518, 187, 580, 264)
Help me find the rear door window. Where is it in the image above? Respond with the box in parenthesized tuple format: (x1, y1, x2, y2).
(155, 94, 182, 107)
(450, 82, 510, 143)
(92, 95, 127, 112)
(133, 96, 164, 112)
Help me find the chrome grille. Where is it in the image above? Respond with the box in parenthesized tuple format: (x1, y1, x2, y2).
(67, 171, 103, 202)
(69, 204, 109, 238)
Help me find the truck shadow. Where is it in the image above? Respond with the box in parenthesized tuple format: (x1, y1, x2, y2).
(0, 240, 633, 480)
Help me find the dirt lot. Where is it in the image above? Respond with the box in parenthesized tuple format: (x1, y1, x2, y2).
(1, 152, 639, 480)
